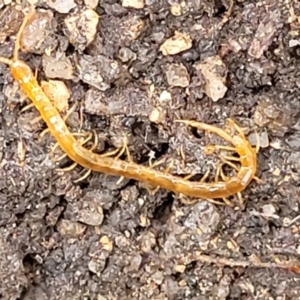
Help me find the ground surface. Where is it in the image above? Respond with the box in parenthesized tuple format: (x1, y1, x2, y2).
(0, 0, 300, 299)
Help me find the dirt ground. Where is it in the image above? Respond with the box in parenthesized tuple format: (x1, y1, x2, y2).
(1, 0, 300, 299)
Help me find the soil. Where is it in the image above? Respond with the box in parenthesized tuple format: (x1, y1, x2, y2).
(1, 0, 300, 299)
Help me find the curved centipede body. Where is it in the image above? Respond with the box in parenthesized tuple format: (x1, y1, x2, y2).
(0, 7, 259, 204)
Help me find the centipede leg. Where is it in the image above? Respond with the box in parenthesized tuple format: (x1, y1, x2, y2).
(144, 158, 175, 195)
(29, 116, 43, 125)
(110, 137, 132, 162)
(73, 169, 92, 183)
(57, 131, 98, 181)
(56, 162, 77, 172)
(50, 132, 92, 160)
(178, 194, 226, 206)
(112, 139, 133, 186)
(200, 169, 211, 183)
(213, 164, 233, 206)
(19, 103, 35, 113)
(164, 159, 174, 173)
(219, 156, 239, 171)
(149, 157, 166, 169)
(204, 145, 236, 155)
(183, 173, 195, 180)
(219, 155, 240, 162)
(226, 118, 246, 138)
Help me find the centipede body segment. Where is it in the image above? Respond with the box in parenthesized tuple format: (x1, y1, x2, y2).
(0, 7, 259, 205)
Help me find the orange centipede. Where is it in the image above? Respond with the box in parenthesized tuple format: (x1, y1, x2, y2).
(0, 8, 259, 205)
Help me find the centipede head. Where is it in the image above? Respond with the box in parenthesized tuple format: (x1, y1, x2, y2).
(10, 60, 34, 85)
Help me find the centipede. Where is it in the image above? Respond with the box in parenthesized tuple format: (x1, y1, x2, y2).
(0, 7, 260, 206)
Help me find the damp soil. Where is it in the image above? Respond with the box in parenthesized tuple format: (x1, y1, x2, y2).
(1, 0, 300, 299)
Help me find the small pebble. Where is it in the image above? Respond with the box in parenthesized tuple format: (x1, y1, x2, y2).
(57, 219, 86, 237)
(47, 0, 77, 13)
(64, 9, 100, 51)
(160, 31, 192, 55)
(43, 52, 74, 79)
(165, 63, 190, 87)
(149, 107, 165, 124)
(194, 55, 227, 102)
(122, 0, 145, 9)
(84, 0, 99, 9)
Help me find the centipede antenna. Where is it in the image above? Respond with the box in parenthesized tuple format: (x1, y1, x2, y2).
(13, 6, 36, 61)
(0, 57, 13, 66)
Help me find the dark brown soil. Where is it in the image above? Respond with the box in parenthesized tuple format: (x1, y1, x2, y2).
(1, 0, 300, 299)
